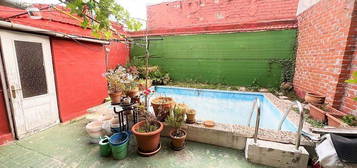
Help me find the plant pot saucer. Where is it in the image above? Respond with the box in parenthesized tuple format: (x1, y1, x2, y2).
(170, 141, 186, 151)
(137, 143, 161, 157)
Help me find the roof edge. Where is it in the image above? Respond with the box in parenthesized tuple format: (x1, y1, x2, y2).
(0, 20, 110, 44)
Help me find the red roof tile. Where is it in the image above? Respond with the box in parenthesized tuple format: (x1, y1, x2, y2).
(0, 4, 125, 39)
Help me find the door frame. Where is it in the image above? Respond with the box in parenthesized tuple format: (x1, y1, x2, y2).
(0, 29, 60, 139)
(0, 40, 16, 139)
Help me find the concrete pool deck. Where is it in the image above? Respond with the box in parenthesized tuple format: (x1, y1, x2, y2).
(0, 119, 270, 168)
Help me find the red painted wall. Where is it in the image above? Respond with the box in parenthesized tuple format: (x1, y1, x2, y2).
(147, 0, 299, 31)
(107, 41, 129, 69)
(51, 38, 108, 122)
(51, 38, 130, 122)
(294, 0, 357, 115)
(0, 81, 13, 145)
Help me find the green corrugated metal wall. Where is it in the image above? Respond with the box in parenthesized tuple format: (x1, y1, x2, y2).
(130, 30, 297, 87)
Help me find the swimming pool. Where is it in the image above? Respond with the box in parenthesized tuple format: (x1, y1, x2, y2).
(149, 86, 296, 132)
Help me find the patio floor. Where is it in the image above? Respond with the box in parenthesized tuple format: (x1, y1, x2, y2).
(0, 119, 270, 168)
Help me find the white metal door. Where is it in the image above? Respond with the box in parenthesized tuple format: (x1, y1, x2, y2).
(0, 30, 59, 139)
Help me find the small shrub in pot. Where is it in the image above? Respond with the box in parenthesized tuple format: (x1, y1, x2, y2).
(165, 106, 187, 151)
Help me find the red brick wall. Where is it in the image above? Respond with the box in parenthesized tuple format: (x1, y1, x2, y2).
(147, 0, 299, 32)
(294, 0, 357, 115)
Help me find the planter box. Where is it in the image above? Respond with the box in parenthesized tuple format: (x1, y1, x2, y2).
(308, 104, 326, 122)
(326, 113, 349, 127)
(326, 109, 349, 128)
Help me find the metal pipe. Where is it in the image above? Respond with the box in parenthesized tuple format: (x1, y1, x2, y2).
(253, 99, 261, 143)
(247, 98, 257, 127)
(0, 20, 109, 44)
(295, 101, 304, 150)
(277, 106, 292, 131)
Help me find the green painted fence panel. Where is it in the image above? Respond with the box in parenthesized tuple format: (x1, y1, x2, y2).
(131, 30, 296, 87)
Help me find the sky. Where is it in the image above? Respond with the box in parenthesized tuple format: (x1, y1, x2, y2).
(11, 0, 174, 21)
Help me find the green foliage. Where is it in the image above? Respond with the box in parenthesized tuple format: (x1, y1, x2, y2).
(138, 112, 159, 133)
(268, 58, 295, 83)
(165, 106, 185, 130)
(346, 72, 357, 101)
(246, 79, 261, 91)
(64, 0, 142, 39)
(341, 114, 357, 126)
(292, 107, 325, 128)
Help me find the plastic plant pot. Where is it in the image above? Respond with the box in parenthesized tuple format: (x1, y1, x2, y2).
(109, 132, 129, 160)
(99, 137, 111, 157)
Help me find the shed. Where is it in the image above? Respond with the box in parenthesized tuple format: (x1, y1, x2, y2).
(0, 5, 130, 144)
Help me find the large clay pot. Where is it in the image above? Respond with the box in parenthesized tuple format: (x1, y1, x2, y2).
(305, 93, 325, 105)
(131, 121, 163, 153)
(309, 104, 326, 122)
(169, 129, 186, 150)
(109, 92, 123, 104)
(151, 97, 175, 121)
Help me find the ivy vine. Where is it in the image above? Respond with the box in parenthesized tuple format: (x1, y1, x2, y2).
(268, 57, 295, 84)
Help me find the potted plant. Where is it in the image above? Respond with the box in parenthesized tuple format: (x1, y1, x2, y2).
(151, 96, 175, 121)
(104, 70, 125, 104)
(124, 80, 139, 98)
(305, 92, 325, 106)
(131, 111, 164, 156)
(166, 106, 187, 151)
(186, 109, 196, 124)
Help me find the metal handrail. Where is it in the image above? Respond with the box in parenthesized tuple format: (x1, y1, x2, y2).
(246, 98, 261, 143)
(277, 100, 304, 150)
(247, 98, 259, 127)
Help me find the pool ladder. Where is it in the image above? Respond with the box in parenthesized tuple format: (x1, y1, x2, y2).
(246, 98, 261, 143)
(247, 99, 305, 150)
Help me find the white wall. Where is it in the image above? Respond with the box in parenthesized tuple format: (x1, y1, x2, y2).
(296, 0, 321, 15)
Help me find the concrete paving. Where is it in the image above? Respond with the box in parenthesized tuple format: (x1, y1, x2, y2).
(0, 119, 270, 168)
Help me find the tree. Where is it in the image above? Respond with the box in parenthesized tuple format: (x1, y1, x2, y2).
(0, 0, 142, 39)
(64, 0, 142, 39)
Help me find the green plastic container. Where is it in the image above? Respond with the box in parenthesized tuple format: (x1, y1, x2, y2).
(109, 132, 129, 160)
(99, 137, 111, 157)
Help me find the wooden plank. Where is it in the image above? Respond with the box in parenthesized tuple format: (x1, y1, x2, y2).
(311, 127, 357, 135)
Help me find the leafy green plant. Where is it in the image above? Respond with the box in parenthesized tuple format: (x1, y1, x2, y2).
(342, 115, 357, 126)
(62, 0, 142, 39)
(268, 57, 295, 83)
(137, 111, 159, 133)
(165, 106, 185, 137)
(247, 79, 261, 92)
(346, 72, 357, 101)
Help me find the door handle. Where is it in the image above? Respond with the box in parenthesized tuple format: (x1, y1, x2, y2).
(10, 85, 20, 99)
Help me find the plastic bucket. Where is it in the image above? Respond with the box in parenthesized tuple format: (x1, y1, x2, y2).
(99, 137, 111, 157)
(109, 132, 129, 160)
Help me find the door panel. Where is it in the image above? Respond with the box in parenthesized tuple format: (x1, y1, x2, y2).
(0, 30, 59, 138)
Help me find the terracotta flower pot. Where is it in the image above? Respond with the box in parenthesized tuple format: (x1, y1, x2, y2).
(131, 121, 164, 153)
(305, 93, 325, 106)
(326, 113, 348, 127)
(186, 109, 196, 124)
(169, 129, 187, 150)
(109, 92, 123, 104)
(309, 104, 326, 122)
(151, 97, 175, 121)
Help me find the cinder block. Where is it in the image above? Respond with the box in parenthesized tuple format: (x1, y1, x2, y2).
(245, 138, 309, 168)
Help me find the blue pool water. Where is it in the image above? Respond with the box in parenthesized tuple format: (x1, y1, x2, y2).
(149, 86, 297, 132)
